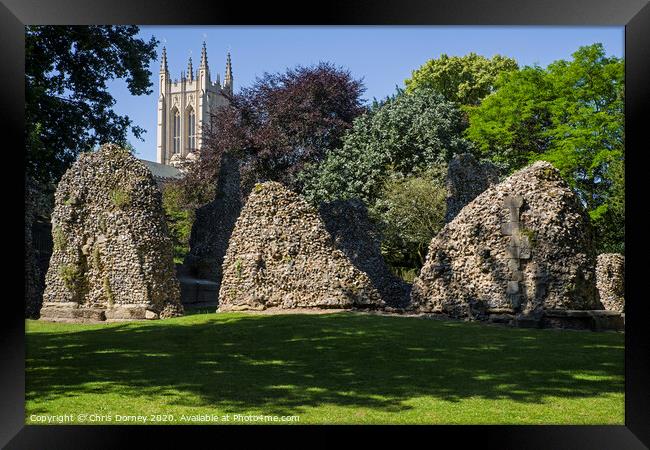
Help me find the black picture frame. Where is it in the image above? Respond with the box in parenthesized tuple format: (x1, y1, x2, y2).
(5, 0, 649, 447)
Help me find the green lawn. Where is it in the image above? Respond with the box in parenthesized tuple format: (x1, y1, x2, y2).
(25, 311, 624, 425)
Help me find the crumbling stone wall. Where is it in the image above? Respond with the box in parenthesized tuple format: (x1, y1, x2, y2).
(319, 199, 411, 308)
(184, 153, 243, 288)
(25, 176, 55, 319)
(412, 161, 601, 319)
(596, 253, 624, 312)
(219, 182, 384, 311)
(25, 176, 41, 319)
(41, 144, 183, 322)
(445, 153, 499, 223)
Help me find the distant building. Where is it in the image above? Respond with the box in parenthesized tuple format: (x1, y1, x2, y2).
(156, 42, 233, 166)
(139, 159, 183, 189)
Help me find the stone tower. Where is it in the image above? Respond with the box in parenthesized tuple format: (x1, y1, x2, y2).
(156, 43, 233, 165)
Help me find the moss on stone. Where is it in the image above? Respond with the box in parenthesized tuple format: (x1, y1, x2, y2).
(59, 263, 83, 291)
(52, 227, 66, 252)
(103, 275, 114, 306)
(234, 258, 243, 278)
(110, 187, 131, 209)
(92, 246, 102, 270)
(520, 227, 537, 249)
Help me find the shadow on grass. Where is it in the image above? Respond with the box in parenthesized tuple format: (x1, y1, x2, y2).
(26, 313, 624, 415)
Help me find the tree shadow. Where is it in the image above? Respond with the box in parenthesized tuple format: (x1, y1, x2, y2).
(26, 313, 623, 417)
(319, 199, 411, 308)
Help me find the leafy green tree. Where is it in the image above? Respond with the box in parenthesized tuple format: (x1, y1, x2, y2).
(370, 169, 448, 275)
(300, 87, 472, 206)
(466, 44, 624, 252)
(25, 26, 157, 186)
(404, 53, 518, 106)
(590, 157, 624, 254)
(161, 182, 196, 264)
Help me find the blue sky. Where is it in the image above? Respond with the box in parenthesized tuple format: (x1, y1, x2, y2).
(106, 26, 624, 162)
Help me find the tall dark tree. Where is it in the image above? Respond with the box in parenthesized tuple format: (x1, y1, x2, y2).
(183, 62, 366, 206)
(25, 25, 158, 185)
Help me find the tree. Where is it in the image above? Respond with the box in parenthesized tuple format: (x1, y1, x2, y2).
(466, 43, 624, 252)
(370, 169, 448, 277)
(590, 157, 624, 254)
(161, 182, 196, 264)
(300, 87, 472, 206)
(25, 26, 157, 186)
(404, 53, 518, 106)
(183, 62, 366, 205)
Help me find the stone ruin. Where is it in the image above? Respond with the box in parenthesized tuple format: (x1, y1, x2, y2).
(40, 144, 183, 322)
(183, 153, 242, 282)
(179, 153, 243, 307)
(445, 152, 500, 223)
(411, 161, 602, 323)
(25, 176, 42, 319)
(596, 253, 625, 313)
(319, 199, 411, 308)
(218, 182, 384, 311)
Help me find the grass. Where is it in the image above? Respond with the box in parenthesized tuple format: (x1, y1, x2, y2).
(25, 311, 624, 425)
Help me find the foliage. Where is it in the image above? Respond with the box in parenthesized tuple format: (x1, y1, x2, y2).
(92, 247, 102, 270)
(389, 267, 419, 284)
(162, 182, 196, 263)
(404, 53, 518, 106)
(58, 263, 83, 291)
(25, 25, 157, 186)
(300, 87, 472, 206)
(52, 227, 66, 251)
(589, 157, 625, 254)
(183, 62, 367, 206)
(466, 44, 624, 252)
(103, 276, 115, 306)
(370, 169, 448, 270)
(26, 312, 624, 424)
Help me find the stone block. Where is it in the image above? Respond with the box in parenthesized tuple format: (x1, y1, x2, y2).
(105, 306, 148, 320)
(503, 195, 524, 210)
(506, 281, 520, 294)
(508, 258, 520, 271)
(500, 222, 516, 236)
(40, 305, 106, 322)
(511, 270, 524, 282)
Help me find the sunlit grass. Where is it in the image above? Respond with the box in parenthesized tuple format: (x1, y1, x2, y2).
(26, 312, 624, 425)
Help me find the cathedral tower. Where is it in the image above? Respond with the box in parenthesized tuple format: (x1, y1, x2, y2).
(156, 43, 232, 165)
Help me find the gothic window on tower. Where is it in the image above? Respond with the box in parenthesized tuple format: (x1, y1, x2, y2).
(188, 107, 196, 150)
(172, 109, 180, 154)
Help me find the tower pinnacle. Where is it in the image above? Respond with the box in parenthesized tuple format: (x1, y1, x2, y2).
(200, 41, 208, 69)
(160, 47, 168, 74)
(224, 52, 233, 94)
(187, 56, 194, 81)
